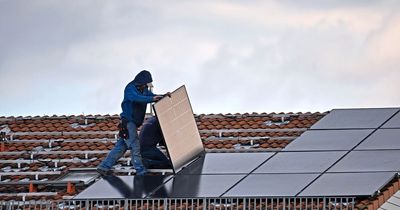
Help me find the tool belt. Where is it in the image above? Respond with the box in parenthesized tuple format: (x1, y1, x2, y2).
(118, 118, 129, 139)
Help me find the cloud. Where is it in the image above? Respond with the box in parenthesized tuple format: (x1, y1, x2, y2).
(0, 1, 399, 116)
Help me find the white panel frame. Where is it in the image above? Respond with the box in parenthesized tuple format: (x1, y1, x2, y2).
(153, 85, 204, 173)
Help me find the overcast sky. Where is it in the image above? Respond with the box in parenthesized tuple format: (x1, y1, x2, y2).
(1, 0, 399, 116)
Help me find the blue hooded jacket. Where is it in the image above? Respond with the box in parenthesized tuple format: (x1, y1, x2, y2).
(120, 70, 156, 125)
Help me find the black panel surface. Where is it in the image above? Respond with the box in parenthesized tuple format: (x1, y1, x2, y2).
(150, 174, 245, 198)
(284, 130, 373, 151)
(223, 174, 319, 197)
(382, 111, 400, 128)
(180, 152, 275, 175)
(74, 175, 171, 199)
(311, 108, 399, 129)
(299, 172, 396, 196)
(254, 151, 345, 173)
(328, 150, 400, 172)
(356, 129, 400, 150)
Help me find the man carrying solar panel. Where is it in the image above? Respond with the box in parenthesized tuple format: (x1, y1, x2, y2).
(97, 70, 169, 176)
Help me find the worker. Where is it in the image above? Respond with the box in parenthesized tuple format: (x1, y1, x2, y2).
(140, 116, 172, 169)
(97, 70, 168, 176)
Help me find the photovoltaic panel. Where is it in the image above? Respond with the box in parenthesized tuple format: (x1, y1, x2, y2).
(179, 152, 275, 175)
(58, 171, 98, 184)
(254, 151, 346, 174)
(356, 129, 400, 150)
(223, 174, 319, 197)
(299, 172, 396, 197)
(73, 175, 171, 199)
(284, 130, 373, 151)
(328, 150, 400, 173)
(153, 85, 204, 172)
(149, 174, 245, 198)
(310, 108, 399, 130)
(382, 111, 400, 128)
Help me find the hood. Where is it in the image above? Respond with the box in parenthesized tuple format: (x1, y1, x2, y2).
(133, 70, 153, 85)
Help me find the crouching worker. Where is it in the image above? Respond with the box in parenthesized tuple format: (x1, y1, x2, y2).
(97, 70, 166, 176)
(140, 116, 172, 169)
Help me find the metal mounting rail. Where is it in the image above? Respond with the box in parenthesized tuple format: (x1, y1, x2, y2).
(205, 148, 282, 153)
(29, 150, 109, 155)
(204, 136, 296, 141)
(0, 171, 61, 176)
(8, 138, 116, 143)
(0, 192, 57, 197)
(0, 151, 26, 155)
(0, 158, 99, 164)
(0, 115, 120, 121)
(68, 167, 173, 174)
(199, 128, 307, 134)
(12, 131, 117, 136)
(0, 180, 83, 186)
(196, 112, 323, 118)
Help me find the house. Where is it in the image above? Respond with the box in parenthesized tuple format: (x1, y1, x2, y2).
(0, 108, 399, 209)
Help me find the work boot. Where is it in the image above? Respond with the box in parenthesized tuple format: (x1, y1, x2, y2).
(96, 168, 113, 176)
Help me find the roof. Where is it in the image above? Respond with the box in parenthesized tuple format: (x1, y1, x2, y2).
(0, 111, 399, 210)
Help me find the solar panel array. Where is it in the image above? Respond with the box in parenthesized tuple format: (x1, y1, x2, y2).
(74, 95, 400, 199)
(286, 108, 400, 197)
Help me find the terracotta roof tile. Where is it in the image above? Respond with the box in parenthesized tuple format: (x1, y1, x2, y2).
(0, 112, 329, 201)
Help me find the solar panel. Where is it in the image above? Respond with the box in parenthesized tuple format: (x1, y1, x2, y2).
(299, 172, 396, 197)
(310, 108, 399, 130)
(223, 174, 319, 197)
(284, 130, 373, 151)
(328, 150, 400, 173)
(356, 129, 400, 150)
(254, 151, 346, 174)
(382, 111, 400, 128)
(153, 85, 204, 172)
(57, 171, 98, 184)
(179, 152, 275, 175)
(149, 174, 245, 198)
(73, 175, 172, 199)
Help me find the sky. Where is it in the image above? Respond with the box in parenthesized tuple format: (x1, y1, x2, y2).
(1, 0, 399, 116)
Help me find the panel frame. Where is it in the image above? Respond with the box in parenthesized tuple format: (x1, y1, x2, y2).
(222, 173, 320, 197)
(382, 110, 400, 128)
(283, 129, 373, 151)
(328, 150, 400, 173)
(310, 108, 399, 130)
(179, 152, 275, 175)
(299, 172, 397, 197)
(254, 151, 346, 174)
(149, 174, 246, 198)
(355, 128, 400, 150)
(153, 85, 205, 173)
(73, 175, 173, 199)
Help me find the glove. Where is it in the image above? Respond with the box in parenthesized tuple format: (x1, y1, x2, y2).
(118, 119, 129, 139)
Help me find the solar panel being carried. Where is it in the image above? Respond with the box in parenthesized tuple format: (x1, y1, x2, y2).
(153, 85, 204, 173)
